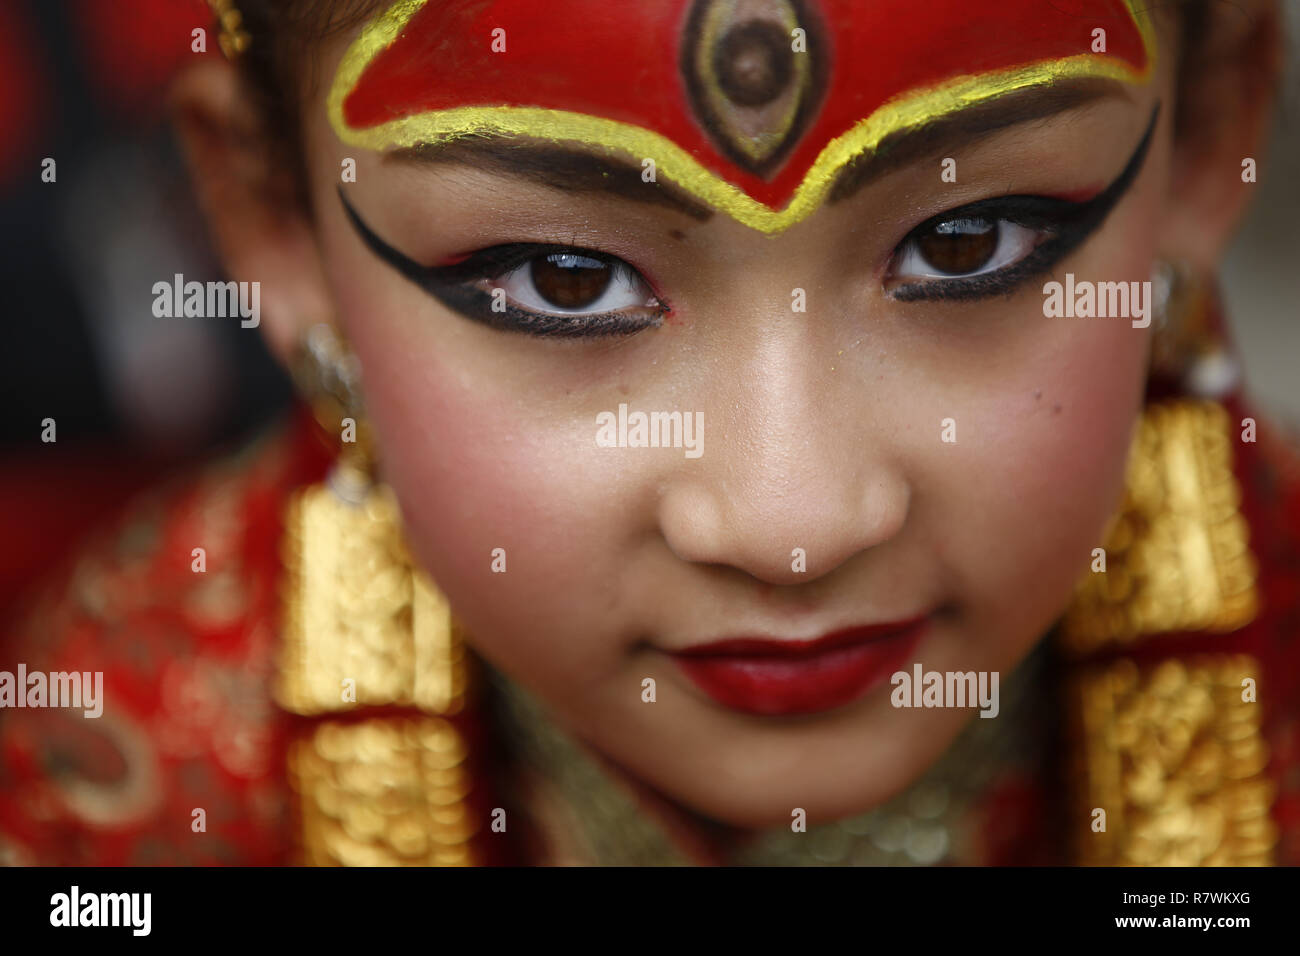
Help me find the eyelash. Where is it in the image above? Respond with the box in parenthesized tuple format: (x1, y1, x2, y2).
(444, 194, 1091, 330)
(339, 104, 1152, 338)
(437, 179, 1128, 330)
(426, 244, 667, 339)
(888, 106, 1158, 302)
(885, 194, 1101, 303)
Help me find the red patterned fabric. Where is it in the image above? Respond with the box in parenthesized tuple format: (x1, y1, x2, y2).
(0, 411, 330, 865)
(1233, 400, 1300, 865)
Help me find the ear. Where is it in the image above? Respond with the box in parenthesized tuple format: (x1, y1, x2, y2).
(169, 58, 333, 364)
(1156, 0, 1284, 271)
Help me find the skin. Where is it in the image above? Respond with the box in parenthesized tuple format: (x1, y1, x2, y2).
(172, 2, 1281, 845)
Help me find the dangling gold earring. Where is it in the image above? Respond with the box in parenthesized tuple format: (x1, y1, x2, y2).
(274, 323, 479, 866)
(1148, 260, 1243, 399)
(276, 323, 467, 716)
(1059, 264, 1274, 867)
(1059, 262, 1260, 653)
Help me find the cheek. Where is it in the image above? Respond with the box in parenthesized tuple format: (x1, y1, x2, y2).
(924, 187, 1161, 640)
(966, 324, 1146, 607)
(328, 268, 638, 685)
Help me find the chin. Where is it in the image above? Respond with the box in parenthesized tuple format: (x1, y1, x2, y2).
(626, 731, 943, 832)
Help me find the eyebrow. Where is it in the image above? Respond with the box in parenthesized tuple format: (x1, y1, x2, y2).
(828, 77, 1134, 203)
(387, 138, 716, 221)
(382, 76, 1135, 217)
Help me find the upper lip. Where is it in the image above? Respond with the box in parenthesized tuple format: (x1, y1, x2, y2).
(671, 615, 929, 658)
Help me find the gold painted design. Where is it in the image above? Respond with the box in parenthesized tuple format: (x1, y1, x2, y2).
(1070, 656, 1275, 866)
(275, 474, 467, 717)
(327, 0, 1156, 233)
(1061, 400, 1259, 654)
(288, 716, 478, 866)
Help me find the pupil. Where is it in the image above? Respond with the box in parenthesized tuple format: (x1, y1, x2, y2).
(531, 254, 612, 310)
(917, 218, 998, 275)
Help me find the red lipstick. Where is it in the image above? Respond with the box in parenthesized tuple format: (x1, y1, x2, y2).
(672, 618, 928, 717)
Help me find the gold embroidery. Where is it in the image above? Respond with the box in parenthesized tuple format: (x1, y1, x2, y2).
(1061, 400, 1259, 654)
(288, 717, 477, 866)
(327, 0, 1156, 234)
(1070, 656, 1275, 866)
(49, 714, 164, 829)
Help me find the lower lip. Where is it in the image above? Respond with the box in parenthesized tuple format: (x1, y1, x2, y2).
(673, 621, 927, 717)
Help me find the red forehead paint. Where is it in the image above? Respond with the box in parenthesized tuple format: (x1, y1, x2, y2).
(331, 0, 1153, 232)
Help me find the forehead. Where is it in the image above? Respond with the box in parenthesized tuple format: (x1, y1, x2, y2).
(329, 0, 1155, 232)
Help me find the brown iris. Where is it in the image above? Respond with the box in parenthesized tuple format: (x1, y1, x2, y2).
(916, 218, 999, 275)
(530, 253, 612, 309)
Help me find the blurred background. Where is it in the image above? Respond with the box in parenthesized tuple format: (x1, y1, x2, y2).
(0, 1, 288, 620)
(0, 0, 1297, 619)
(1224, 0, 1300, 424)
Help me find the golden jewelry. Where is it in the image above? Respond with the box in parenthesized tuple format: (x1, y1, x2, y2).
(276, 323, 477, 866)
(206, 0, 251, 60)
(1059, 398, 1259, 654)
(1150, 261, 1243, 399)
(1060, 261, 1271, 865)
(1068, 655, 1275, 866)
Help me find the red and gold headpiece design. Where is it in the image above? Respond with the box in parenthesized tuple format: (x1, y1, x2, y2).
(329, 0, 1155, 233)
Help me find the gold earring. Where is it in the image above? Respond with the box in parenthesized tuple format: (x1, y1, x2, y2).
(205, 0, 251, 60)
(1058, 266, 1273, 867)
(1059, 263, 1259, 653)
(276, 323, 467, 716)
(275, 323, 479, 866)
(1058, 400, 1259, 654)
(1149, 260, 1243, 399)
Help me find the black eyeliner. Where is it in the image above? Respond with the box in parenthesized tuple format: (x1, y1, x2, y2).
(338, 188, 664, 338)
(889, 101, 1161, 303)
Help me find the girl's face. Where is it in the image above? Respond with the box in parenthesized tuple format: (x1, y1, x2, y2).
(293, 11, 1173, 827)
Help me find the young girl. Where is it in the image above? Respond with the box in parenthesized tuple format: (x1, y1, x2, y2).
(2, 0, 1296, 866)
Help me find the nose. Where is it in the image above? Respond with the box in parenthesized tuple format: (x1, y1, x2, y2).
(657, 324, 910, 587)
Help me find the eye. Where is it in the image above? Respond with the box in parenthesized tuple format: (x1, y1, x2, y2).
(335, 190, 669, 339)
(493, 251, 659, 316)
(882, 107, 1162, 304)
(892, 216, 1042, 281)
(437, 243, 667, 338)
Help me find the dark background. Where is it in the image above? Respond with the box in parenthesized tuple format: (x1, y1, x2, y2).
(0, 0, 290, 456)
